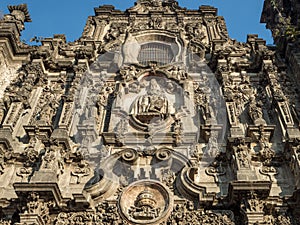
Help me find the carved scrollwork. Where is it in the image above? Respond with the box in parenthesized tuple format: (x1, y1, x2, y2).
(156, 148, 171, 161)
(121, 149, 138, 162)
(55, 203, 123, 225)
(259, 166, 277, 178)
(205, 164, 226, 182)
(71, 160, 91, 184)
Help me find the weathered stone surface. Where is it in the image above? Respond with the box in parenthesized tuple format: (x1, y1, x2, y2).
(0, 0, 299, 224)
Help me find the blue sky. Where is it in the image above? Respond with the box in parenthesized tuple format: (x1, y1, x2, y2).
(0, 0, 273, 44)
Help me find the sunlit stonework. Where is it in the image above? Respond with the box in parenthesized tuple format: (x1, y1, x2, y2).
(0, 0, 299, 224)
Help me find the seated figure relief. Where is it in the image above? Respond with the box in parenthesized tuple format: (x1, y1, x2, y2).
(132, 79, 169, 123)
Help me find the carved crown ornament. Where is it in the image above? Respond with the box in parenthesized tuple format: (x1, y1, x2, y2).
(129, 0, 182, 13)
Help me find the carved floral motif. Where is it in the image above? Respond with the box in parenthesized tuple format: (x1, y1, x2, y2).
(167, 203, 235, 225)
(55, 203, 122, 225)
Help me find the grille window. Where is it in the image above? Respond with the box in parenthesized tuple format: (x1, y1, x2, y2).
(138, 42, 174, 66)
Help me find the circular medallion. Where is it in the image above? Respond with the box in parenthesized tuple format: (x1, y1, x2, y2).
(119, 180, 173, 224)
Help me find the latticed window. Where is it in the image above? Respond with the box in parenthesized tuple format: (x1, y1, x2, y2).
(138, 42, 174, 65)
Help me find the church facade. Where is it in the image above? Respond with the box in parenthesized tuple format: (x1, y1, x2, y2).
(0, 0, 299, 224)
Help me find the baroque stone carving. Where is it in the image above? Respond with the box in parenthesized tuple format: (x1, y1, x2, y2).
(119, 180, 173, 224)
(0, 0, 300, 224)
(21, 192, 55, 224)
(0, 145, 12, 175)
(131, 78, 169, 125)
(167, 202, 235, 225)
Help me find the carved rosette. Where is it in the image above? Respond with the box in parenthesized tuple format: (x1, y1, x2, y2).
(119, 180, 173, 224)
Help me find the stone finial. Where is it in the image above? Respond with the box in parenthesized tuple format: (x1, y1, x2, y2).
(8, 4, 32, 23)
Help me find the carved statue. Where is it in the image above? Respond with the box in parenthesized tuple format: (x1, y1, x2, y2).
(234, 143, 251, 168)
(132, 79, 169, 120)
(206, 133, 219, 157)
(115, 118, 128, 144)
(248, 97, 266, 125)
(173, 119, 183, 144)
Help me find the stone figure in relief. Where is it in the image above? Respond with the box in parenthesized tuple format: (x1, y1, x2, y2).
(135, 79, 168, 114)
(248, 96, 266, 125)
(131, 79, 169, 124)
(206, 133, 219, 157)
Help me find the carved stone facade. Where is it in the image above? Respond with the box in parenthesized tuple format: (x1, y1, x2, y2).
(0, 0, 299, 224)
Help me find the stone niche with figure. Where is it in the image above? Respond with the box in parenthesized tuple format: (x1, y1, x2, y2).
(103, 70, 199, 146)
(101, 28, 201, 147)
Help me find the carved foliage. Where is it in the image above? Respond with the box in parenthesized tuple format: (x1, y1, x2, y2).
(21, 192, 55, 224)
(0, 144, 12, 175)
(232, 140, 252, 169)
(185, 22, 206, 43)
(167, 202, 235, 224)
(130, 0, 182, 14)
(30, 82, 62, 126)
(17, 137, 40, 181)
(55, 203, 122, 225)
(39, 141, 66, 175)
